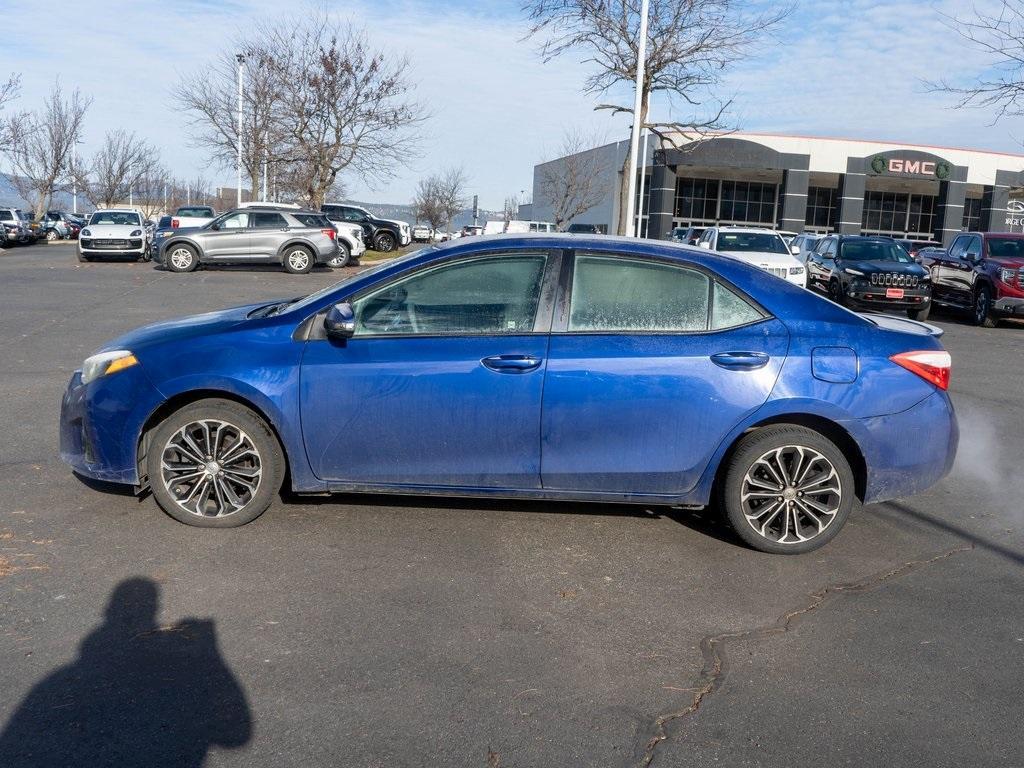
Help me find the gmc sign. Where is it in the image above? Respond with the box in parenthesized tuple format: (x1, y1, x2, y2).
(888, 159, 935, 175)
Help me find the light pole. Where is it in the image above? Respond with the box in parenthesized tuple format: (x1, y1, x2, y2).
(622, 0, 650, 237)
(635, 122, 650, 237)
(236, 53, 245, 207)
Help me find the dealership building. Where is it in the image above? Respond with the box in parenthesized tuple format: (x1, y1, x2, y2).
(529, 132, 1024, 245)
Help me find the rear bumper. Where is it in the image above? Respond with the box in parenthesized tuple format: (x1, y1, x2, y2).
(848, 390, 959, 504)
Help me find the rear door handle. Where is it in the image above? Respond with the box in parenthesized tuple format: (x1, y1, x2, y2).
(710, 351, 770, 370)
(481, 354, 542, 373)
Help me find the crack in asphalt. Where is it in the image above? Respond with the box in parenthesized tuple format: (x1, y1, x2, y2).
(635, 543, 975, 767)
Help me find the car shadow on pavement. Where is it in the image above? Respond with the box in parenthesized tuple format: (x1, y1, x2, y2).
(0, 578, 252, 768)
(72, 471, 145, 498)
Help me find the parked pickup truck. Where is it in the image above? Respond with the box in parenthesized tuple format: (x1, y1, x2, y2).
(170, 205, 217, 229)
(917, 231, 1024, 327)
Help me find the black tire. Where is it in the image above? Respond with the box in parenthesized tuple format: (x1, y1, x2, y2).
(907, 305, 931, 321)
(973, 284, 997, 328)
(719, 425, 856, 554)
(350, 258, 361, 266)
(374, 231, 397, 252)
(327, 243, 351, 268)
(828, 278, 846, 307)
(283, 245, 314, 274)
(146, 398, 285, 528)
(166, 243, 199, 273)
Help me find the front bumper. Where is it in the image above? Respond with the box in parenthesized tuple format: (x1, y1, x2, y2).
(851, 389, 959, 504)
(80, 238, 146, 258)
(399, 229, 411, 246)
(846, 283, 931, 309)
(59, 364, 165, 486)
(993, 295, 1024, 316)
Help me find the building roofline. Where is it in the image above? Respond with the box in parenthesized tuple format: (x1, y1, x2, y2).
(684, 130, 1024, 160)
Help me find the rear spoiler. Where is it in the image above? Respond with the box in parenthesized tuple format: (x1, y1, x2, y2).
(860, 312, 943, 338)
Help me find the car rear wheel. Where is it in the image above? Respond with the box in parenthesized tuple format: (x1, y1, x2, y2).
(147, 399, 285, 528)
(720, 425, 855, 554)
(327, 243, 351, 268)
(167, 244, 199, 272)
(45, 229, 58, 241)
(374, 231, 396, 252)
(283, 246, 314, 274)
(907, 305, 931, 321)
(973, 284, 997, 328)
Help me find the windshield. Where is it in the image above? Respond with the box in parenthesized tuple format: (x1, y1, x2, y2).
(839, 240, 913, 262)
(715, 232, 788, 254)
(282, 249, 432, 315)
(987, 238, 1024, 259)
(90, 211, 141, 226)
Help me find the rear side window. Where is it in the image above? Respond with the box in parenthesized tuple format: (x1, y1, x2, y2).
(0, 211, 12, 221)
(712, 282, 764, 329)
(293, 213, 330, 228)
(568, 254, 709, 332)
(251, 212, 288, 229)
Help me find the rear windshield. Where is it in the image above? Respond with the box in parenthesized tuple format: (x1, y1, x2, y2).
(716, 232, 788, 254)
(176, 207, 214, 217)
(840, 240, 912, 262)
(987, 238, 1024, 259)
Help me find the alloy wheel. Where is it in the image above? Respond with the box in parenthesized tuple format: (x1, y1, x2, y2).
(169, 247, 194, 270)
(975, 289, 989, 324)
(740, 445, 843, 545)
(287, 249, 310, 271)
(160, 419, 263, 518)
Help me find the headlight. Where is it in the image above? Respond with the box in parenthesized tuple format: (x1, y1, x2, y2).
(82, 228, 91, 237)
(130, 229, 142, 237)
(81, 350, 138, 384)
(789, 266, 804, 275)
(1000, 268, 1018, 283)
(844, 267, 865, 276)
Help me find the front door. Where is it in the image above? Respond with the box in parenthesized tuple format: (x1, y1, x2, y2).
(299, 251, 557, 488)
(203, 211, 251, 258)
(541, 252, 789, 495)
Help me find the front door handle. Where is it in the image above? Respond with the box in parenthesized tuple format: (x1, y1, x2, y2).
(711, 351, 770, 370)
(481, 354, 542, 373)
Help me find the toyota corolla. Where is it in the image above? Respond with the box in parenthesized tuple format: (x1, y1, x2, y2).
(60, 235, 958, 553)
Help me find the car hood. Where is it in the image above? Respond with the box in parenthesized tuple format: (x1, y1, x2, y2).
(96, 301, 275, 354)
(85, 224, 143, 237)
(838, 259, 927, 276)
(375, 217, 408, 229)
(987, 255, 1024, 268)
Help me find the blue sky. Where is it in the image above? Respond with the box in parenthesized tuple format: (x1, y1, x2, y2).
(0, 0, 1019, 209)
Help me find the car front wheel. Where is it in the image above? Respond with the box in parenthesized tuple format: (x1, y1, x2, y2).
(374, 231, 396, 252)
(973, 284, 997, 328)
(167, 244, 199, 272)
(720, 425, 855, 554)
(907, 304, 930, 321)
(147, 399, 285, 528)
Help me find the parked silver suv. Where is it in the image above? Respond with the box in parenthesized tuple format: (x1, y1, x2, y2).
(155, 207, 340, 274)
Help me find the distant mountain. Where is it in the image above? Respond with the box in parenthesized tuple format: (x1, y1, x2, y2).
(0, 175, 80, 212)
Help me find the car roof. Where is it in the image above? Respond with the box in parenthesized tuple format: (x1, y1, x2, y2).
(715, 226, 782, 234)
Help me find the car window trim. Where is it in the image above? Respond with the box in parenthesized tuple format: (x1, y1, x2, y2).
(303, 248, 563, 342)
(553, 248, 771, 337)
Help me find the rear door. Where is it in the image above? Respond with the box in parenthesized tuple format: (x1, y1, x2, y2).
(249, 211, 290, 258)
(540, 251, 789, 496)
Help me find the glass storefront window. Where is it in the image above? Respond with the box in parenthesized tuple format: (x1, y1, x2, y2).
(674, 177, 719, 222)
(962, 197, 982, 231)
(862, 190, 936, 237)
(805, 186, 837, 229)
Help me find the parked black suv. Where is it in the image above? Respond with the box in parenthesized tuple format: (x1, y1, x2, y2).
(807, 235, 932, 320)
(321, 203, 411, 252)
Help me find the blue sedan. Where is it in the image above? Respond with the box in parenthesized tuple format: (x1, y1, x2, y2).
(60, 235, 958, 553)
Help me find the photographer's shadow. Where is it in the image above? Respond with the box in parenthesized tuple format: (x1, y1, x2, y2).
(0, 578, 251, 767)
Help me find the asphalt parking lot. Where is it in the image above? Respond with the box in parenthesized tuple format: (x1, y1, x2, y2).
(1, 243, 1022, 767)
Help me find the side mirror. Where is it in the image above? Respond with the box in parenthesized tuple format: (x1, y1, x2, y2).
(698, 241, 711, 249)
(325, 301, 356, 339)
(790, 244, 800, 255)
(210, 221, 220, 231)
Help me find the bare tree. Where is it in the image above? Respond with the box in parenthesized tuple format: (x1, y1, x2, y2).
(523, 0, 789, 233)
(75, 130, 159, 209)
(435, 167, 469, 236)
(175, 46, 287, 203)
(926, 2, 1024, 122)
(503, 194, 521, 224)
(5, 83, 91, 219)
(411, 176, 447, 233)
(0, 73, 26, 153)
(539, 130, 608, 229)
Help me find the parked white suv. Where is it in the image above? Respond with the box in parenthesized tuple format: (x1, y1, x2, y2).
(696, 226, 806, 287)
(79, 209, 149, 262)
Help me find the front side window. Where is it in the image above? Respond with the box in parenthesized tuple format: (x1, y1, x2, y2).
(217, 212, 250, 229)
(568, 255, 710, 332)
(353, 254, 548, 336)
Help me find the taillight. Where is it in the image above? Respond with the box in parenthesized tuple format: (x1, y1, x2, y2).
(321, 228, 336, 239)
(171, 218, 179, 228)
(890, 350, 951, 390)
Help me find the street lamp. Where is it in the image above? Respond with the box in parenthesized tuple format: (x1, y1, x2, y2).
(623, 0, 650, 237)
(236, 53, 245, 207)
